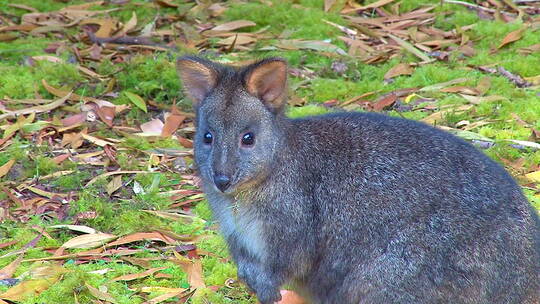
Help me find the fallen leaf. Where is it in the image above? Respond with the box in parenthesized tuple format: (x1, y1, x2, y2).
(111, 267, 166, 282)
(106, 175, 123, 196)
(498, 27, 525, 49)
(526, 171, 540, 183)
(62, 233, 117, 249)
(49, 225, 97, 234)
(459, 94, 506, 104)
(0, 93, 70, 120)
(161, 112, 185, 137)
(85, 283, 117, 303)
(143, 290, 186, 304)
(388, 34, 431, 62)
(106, 232, 176, 247)
(124, 91, 147, 113)
(212, 20, 256, 31)
(0, 255, 24, 280)
(371, 94, 397, 111)
(0, 160, 16, 179)
(384, 63, 413, 79)
(277, 39, 347, 55)
(140, 119, 164, 135)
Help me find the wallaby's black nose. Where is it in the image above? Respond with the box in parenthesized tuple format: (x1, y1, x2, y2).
(214, 174, 231, 192)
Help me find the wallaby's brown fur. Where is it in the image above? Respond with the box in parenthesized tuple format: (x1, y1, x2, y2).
(177, 56, 540, 304)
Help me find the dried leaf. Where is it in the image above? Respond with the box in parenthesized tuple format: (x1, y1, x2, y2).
(95, 106, 115, 127)
(185, 259, 205, 289)
(106, 232, 176, 247)
(419, 78, 470, 92)
(372, 94, 398, 111)
(0, 255, 24, 280)
(384, 63, 413, 79)
(212, 20, 256, 31)
(143, 290, 186, 304)
(140, 119, 164, 135)
(0, 93, 70, 120)
(0, 279, 59, 301)
(388, 34, 431, 62)
(526, 171, 540, 183)
(162, 113, 185, 137)
(86, 283, 117, 303)
(111, 267, 166, 282)
(85, 170, 150, 187)
(459, 94, 506, 104)
(106, 175, 123, 196)
(217, 35, 256, 46)
(476, 77, 491, 95)
(0, 160, 16, 179)
(498, 27, 525, 49)
(277, 39, 347, 55)
(62, 233, 117, 249)
(50, 225, 97, 234)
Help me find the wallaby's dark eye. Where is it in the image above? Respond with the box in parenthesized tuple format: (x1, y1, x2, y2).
(241, 132, 255, 146)
(203, 132, 213, 144)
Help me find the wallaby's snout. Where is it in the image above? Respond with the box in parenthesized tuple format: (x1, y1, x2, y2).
(213, 174, 231, 192)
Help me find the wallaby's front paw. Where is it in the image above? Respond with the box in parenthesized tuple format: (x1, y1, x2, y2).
(256, 288, 282, 304)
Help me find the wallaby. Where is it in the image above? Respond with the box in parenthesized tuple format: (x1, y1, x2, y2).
(176, 56, 540, 304)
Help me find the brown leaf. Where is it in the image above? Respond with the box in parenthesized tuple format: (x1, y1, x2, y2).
(185, 259, 205, 289)
(497, 27, 525, 49)
(372, 94, 398, 111)
(95, 105, 115, 127)
(161, 113, 185, 137)
(384, 63, 413, 79)
(140, 119, 164, 135)
(61, 233, 117, 249)
(0, 160, 16, 179)
(153, 0, 178, 8)
(61, 113, 87, 127)
(324, 0, 337, 12)
(61, 132, 84, 149)
(0, 255, 24, 280)
(106, 232, 176, 247)
(212, 20, 256, 32)
(106, 175, 123, 196)
(143, 290, 186, 304)
(476, 77, 491, 95)
(440, 86, 480, 95)
(111, 267, 166, 282)
(85, 283, 117, 303)
(217, 35, 256, 46)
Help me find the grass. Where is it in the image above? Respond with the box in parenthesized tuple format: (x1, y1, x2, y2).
(0, 0, 539, 303)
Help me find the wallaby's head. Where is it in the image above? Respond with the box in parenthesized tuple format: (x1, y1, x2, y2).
(177, 56, 288, 194)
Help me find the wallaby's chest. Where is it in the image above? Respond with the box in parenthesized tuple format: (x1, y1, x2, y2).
(210, 196, 266, 260)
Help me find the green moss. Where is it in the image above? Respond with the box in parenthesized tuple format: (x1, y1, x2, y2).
(114, 54, 182, 106)
(287, 104, 333, 118)
(225, 0, 345, 40)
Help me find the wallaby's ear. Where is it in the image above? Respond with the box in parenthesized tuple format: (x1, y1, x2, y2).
(244, 58, 287, 113)
(176, 56, 218, 105)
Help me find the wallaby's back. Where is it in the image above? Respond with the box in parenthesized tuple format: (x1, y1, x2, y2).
(280, 112, 540, 303)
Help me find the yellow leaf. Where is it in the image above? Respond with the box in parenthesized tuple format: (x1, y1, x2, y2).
(62, 233, 117, 249)
(0, 159, 16, 179)
(526, 171, 540, 183)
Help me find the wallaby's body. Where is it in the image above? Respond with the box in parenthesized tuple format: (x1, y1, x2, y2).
(177, 57, 540, 304)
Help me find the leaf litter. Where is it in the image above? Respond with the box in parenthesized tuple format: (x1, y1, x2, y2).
(0, 0, 539, 303)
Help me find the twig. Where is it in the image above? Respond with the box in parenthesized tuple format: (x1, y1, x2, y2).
(85, 29, 170, 48)
(475, 66, 532, 88)
(443, 0, 516, 16)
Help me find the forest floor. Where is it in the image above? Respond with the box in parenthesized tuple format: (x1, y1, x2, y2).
(0, 0, 539, 303)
